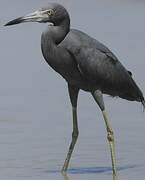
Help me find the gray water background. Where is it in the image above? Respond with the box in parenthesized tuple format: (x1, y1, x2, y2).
(0, 0, 145, 179)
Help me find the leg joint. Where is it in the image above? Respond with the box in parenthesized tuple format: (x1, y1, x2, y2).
(107, 130, 114, 142)
(72, 130, 79, 138)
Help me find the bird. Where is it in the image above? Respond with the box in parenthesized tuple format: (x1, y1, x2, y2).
(5, 3, 145, 178)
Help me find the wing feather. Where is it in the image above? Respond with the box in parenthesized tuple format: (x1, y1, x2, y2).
(60, 29, 144, 101)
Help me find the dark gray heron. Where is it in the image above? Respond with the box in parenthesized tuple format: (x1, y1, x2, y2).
(5, 3, 144, 178)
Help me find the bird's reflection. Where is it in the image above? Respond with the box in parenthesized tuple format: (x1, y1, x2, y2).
(61, 172, 69, 180)
(61, 171, 117, 180)
(113, 174, 117, 180)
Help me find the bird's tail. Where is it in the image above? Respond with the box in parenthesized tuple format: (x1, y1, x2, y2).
(141, 98, 145, 110)
(129, 76, 145, 110)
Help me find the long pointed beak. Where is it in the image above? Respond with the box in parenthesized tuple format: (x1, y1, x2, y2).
(4, 10, 46, 26)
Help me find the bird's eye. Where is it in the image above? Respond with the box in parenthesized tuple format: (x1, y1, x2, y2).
(47, 9, 54, 16)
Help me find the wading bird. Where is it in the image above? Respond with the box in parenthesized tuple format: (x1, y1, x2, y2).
(5, 3, 144, 178)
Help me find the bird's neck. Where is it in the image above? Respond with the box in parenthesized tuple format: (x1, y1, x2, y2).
(43, 17, 70, 45)
(41, 17, 70, 64)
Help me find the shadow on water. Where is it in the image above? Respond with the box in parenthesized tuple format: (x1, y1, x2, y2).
(46, 164, 138, 175)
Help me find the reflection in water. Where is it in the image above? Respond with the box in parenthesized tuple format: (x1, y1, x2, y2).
(61, 172, 69, 180)
(61, 165, 137, 174)
(61, 171, 117, 180)
(113, 174, 117, 180)
(49, 164, 138, 173)
(52, 165, 138, 180)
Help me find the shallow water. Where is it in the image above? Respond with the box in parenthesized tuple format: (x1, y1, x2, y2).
(0, 0, 145, 180)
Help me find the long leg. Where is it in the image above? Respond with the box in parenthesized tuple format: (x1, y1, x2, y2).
(61, 84, 79, 172)
(92, 90, 117, 178)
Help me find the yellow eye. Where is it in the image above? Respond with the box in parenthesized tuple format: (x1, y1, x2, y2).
(47, 9, 54, 16)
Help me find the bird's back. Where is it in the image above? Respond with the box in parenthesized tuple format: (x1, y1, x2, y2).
(61, 29, 145, 104)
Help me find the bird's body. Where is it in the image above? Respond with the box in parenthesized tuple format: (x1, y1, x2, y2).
(42, 26, 144, 102)
(5, 3, 144, 179)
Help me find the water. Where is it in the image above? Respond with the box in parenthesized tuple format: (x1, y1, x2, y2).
(0, 0, 145, 179)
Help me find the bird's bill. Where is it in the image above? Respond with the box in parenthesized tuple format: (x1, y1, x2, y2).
(5, 10, 49, 26)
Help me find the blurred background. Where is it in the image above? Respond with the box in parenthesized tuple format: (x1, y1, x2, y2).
(0, 0, 145, 180)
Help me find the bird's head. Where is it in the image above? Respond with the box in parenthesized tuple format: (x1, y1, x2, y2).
(5, 3, 69, 27)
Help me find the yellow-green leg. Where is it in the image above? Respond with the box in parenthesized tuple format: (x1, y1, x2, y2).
(61, 84, 79, 172)
(102, 110, 117, 178)
(92, 90, 117, 179)
(61, 106, 79, 172)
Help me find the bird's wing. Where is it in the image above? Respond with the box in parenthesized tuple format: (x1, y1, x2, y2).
(71, 45, 135, 95)
(61, 29, 131, 86)
(60, 29, 144, 101)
